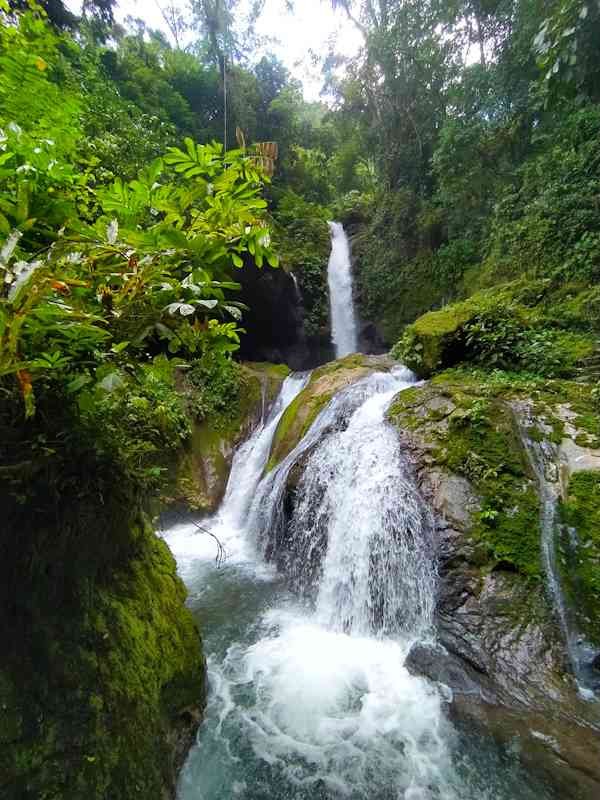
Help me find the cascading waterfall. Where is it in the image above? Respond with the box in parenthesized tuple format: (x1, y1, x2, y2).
(300, 384, 435, 637)
(327, 221, 358, 358)
(165, 370, 553, 800)
(218, 372, 310, 531)
(248, 367, 435, 637)
(165, 372, 308, 572)
(517, 414, 599, 699)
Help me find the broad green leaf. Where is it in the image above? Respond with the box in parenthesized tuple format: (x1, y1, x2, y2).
(99, 372, 125, 392)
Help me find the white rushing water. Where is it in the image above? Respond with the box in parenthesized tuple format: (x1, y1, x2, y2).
(516, 415, 600, 699)
(165, 372, 309, 573)
(328, 221, 358, 358)
(164, 370, 552, 800)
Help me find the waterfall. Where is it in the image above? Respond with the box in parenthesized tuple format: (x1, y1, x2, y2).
(248, 367, 435, 637)
(289, 272, 302, 302)
(516, 412, 599, 699)
(303, 386, 434, 636)
(167, 369, 551, 800)
(218, 372, 309, 531)
(327, 221, 358, 358)
(165, 372, 308, 570)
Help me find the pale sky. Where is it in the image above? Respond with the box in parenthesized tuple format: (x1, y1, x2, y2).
(66, 1, 363, 100)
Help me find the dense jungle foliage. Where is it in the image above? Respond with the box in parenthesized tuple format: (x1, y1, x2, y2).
(0, 0, 598, 623)
(1, 1, 600, 797)
(331, 0, 600, 356)
(0, 0, 598, 571)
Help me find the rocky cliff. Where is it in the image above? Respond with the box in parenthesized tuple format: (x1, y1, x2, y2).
(388, 373, 600, 799)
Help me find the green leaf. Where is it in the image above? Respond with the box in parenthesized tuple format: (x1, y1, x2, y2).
(224, 305, 243, 320)
(67, 374, 93, 394)
(111, 341, 130, 354)
(165, 302, 196, 316)
(99, 372, 125, 392)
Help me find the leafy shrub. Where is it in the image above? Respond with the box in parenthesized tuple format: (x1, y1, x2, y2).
(462, 312, 596, 376)
(80, 358, 191, 491)
(185, 351, 243, 426)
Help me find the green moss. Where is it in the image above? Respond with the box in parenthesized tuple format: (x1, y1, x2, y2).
(392, 279, 599, 380)
(312, 353, 374, 376)
(169, 362, 290, 511)
(559, 471, 600, 645)
(426, 368, 599, 449)
(266, 387, 332, 472)
(244, 361, 291, 379)
(389, 381, 542, 577)
(242, 362, 290, 407)
(0, 512, 205, 800)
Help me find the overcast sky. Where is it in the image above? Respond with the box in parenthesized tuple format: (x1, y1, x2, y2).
(65, 0, 363, 100)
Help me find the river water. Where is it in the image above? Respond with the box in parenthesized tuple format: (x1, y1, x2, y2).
(163, 371, 554, 800)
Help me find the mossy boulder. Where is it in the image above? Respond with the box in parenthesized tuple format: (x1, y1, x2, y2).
(389, 373, 600, 798)
(0, 509, 205, 800)
(388, 377, 541, 575)
(266, 354, 393, 471)
(392, 279, 598, 379)
(393, 303, 473, 377)
(167, 361, 290, 512)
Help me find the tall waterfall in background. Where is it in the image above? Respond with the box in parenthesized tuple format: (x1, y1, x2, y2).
(327, 221, 358, 357)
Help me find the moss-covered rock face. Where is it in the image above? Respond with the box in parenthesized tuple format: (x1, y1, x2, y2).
(0, 509, 205, 800)
(390, 372, 600, 798)
(388, 378, 600, 800)
(560, 471, 600, 645)
(392, 280, 599, 379)
(389, 369, 600, 576)
(388, 376, 541, 575)
(266, 354, 393, 471)
(167, 362, 290, 512)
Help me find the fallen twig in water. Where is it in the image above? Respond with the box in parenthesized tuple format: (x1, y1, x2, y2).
(158, 509, 228, 567)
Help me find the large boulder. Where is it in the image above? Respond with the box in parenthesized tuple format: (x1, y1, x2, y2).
(388, 374, 600, 799)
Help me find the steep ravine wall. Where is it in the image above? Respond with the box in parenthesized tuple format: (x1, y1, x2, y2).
(0, 499, 206, 800)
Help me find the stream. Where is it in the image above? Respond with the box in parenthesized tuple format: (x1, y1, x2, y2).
(163, 372, 555, 800)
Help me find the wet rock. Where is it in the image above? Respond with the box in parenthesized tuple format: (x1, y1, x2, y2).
(405, 642, 487, 699)
(237, 259, 312, 369)
(389, 380, 600, 799)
